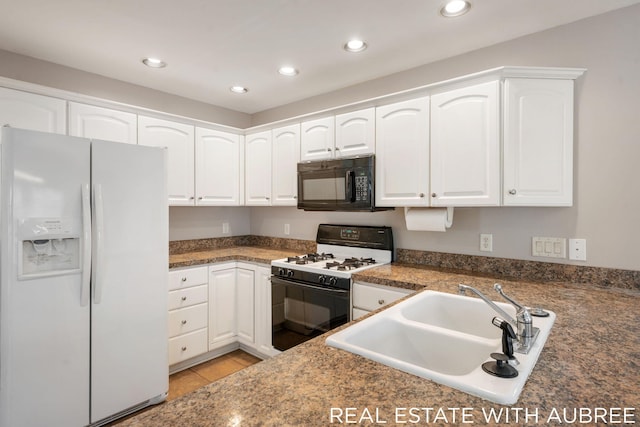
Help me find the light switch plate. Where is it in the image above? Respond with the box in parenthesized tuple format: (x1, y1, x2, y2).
(532, 237, 566, 258)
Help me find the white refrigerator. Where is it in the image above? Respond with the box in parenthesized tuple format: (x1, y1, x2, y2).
(0, 127, 169, 426)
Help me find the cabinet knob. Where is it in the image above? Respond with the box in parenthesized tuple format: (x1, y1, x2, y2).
(181, 346, 187, 351)
(327, 148, 332, 152)
(335, 147, 340, 150)
(181, 320, 187, 325)
(508, 189, 517, 195)
(181, 277, 187, 282)
(431, 193, 437, 198)
(293, 196, 297, 199)
(266, 197, 270, 200)
(189, 196, 194, 200)
(419, 193, 425, 198)
(181, 296, 187, 301)
(378, 299, 385, 305)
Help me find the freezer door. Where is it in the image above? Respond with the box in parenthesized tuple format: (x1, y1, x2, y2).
(90, 139, 168, 423)
(0, 128, 91, 427)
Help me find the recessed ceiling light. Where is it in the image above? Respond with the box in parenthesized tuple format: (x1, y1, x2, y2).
(142, 57, 167, 68)
(440, 0, 471, 17)
(230, 86, 248, 94)
(278, 66, 299, 77)
(344, 39, 367, 53)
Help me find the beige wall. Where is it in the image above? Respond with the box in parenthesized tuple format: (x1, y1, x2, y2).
(249, 5, 640, 271)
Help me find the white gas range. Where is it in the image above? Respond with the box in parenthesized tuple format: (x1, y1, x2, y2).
(270, 224, 393, 351)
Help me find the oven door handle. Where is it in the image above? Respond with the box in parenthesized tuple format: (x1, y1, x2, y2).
(271, 276, 350, 296)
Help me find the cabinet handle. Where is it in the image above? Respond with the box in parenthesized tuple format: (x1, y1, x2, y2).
(419, 193, 425, 198)
(181, 296, 187, 301)
(327, 148, 332, 152)
(189, 196, 194, 200)
(181, 277, 187, 282)
(198, 197, 203, 200)
(266, 197, 270, 200)
(181, 320, 187, 325)
(508, 189, 517, 195)
(431, 193, 437, 198)
(335, 147, 340, 150)
(378, 299, 385, 305)
(293, 196, 297, 199)
(181, 346, 187, 351)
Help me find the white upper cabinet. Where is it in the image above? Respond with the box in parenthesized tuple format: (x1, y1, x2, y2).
(0, 87, 66, 134)
(69, 102, 136, 144)
(375, 97, 430, 207)
(195, 128, 243, 206)
(430, 81, 500, 206)
(334, 108, 375, 158)
(271, 124, 300, 206)
(503, 78, 574, 206)
(138, 116, 195, 206)
(300, 116, 335, 161)
(245, 130, 272, 205)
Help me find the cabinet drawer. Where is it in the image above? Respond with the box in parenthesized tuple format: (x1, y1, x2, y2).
(352, 282, 413, 312)
(168, 267, 208, 291)
(168, 303, 208, 337)
(168, 329, 208, 365)
(168, 284, 207, 310)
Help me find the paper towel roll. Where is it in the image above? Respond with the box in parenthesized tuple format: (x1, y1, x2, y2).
(404, 207, 454, 232)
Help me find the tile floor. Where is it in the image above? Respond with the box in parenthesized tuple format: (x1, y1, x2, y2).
(168, 350, 262, 400)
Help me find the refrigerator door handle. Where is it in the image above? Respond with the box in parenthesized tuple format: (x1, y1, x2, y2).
(80, 184, 92, 306)
(92, 183, 105, 304)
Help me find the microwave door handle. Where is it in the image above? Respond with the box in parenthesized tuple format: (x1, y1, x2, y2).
(346, 170, 356, 202)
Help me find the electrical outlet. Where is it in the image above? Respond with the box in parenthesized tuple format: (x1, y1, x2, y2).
(222, 222, 230, 234)
(284, 223, 290, 235)
(569, 238, 587, 261)
(480, 234, 493, 252)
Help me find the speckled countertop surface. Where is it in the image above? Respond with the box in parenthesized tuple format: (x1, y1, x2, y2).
(169, 246, 299, 269)
(123, 249, 640, 426)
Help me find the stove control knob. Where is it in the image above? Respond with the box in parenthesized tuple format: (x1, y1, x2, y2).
(286, 269, 294, 278)
(278, 268, 286, 276)
(318, 275, 326, 284)
(328, 277, 337, 286)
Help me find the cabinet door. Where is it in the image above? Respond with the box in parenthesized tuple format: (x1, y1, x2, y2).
(69, 102, 136, 144)
(271, 124, 300, 206)
(335, 107, 375, 158)
(195, 128, 243, 206)
(208, 267, 237, 348)
(430, 81, 500, 206)
(245, 130, 272, 205)
(300, 116, 335, 161)
(253, 266, 276, 356)
(138, 116, 195, 206)
(236, 268, 255, 345)
(375, 97, 430, 207)
(503, 78, 574, 206)
(0, 87, 66, 133)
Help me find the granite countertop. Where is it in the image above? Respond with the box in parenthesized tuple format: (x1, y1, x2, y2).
(126, 250, 640, 426)
(169, 246, 300, 269)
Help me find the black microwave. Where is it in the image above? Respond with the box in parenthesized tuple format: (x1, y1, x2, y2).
(297, 155, 388, 211)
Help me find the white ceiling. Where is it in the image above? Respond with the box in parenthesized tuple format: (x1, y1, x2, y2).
(1, 0, 638, 114)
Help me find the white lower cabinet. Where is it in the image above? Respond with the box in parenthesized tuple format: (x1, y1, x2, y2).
(168, 267, 208, 366)
(207, 262, 276, 356)
(236, 267, 255, 345)
(208, 264, 238, 348)
(352, 282, 414, 320)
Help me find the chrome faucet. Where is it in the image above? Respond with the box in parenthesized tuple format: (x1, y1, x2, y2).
(458, 284, 539, 354)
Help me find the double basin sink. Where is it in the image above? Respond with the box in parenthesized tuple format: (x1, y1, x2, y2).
(326, 289, 556, 405)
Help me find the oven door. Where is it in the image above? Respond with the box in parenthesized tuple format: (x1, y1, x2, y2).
(271, 276, 350, 351)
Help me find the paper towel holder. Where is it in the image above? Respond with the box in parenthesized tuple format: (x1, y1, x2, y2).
(404, 206, 454, 230)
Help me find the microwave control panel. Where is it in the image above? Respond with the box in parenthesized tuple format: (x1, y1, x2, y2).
(355, 175, 368, 201)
